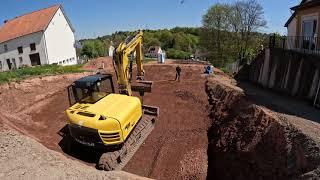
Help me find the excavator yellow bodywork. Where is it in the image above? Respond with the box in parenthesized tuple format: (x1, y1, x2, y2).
(65, 31, 158, 170)
(66, 93, 142, 145)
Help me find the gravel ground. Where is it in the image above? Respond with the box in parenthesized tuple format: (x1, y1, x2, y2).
(0, 130, 150, 180)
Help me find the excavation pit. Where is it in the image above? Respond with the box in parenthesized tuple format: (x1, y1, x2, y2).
(1, 58, 320, 179)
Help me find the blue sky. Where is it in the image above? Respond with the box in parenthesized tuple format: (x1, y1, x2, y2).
(0, 0, 300, 39)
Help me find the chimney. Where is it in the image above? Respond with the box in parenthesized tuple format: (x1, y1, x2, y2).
(4, 20, 8, 24)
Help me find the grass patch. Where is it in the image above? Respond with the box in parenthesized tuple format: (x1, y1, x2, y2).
(0, 64, 85, 84)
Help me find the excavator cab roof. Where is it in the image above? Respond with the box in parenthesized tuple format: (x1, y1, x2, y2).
(73, 73, 113, 88)
(67, 73, 115, 106)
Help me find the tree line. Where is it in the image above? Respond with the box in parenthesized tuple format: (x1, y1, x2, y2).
(79, 0, 269, 68)
(79, 27, 200, 59)
(200, 0, 268, 67)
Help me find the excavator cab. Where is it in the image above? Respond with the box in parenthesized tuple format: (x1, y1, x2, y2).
(67, 73, 115, 106)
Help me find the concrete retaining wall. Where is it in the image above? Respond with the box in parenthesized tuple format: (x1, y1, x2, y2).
(249, 48, 320, 102)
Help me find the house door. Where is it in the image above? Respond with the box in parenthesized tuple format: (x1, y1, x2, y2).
(6, 59, 12, 70)
(302, 20, 317, 50)
(12, 58, 16, 69)
(29, 53, 41, 66)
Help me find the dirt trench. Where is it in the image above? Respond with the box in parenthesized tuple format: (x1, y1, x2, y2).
(205, 75, 320, 179)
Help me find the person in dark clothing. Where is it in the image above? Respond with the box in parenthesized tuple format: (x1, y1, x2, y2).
(175, 66, 182, 81)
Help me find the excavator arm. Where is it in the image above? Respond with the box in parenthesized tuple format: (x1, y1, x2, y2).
(113, 31, 146, 96)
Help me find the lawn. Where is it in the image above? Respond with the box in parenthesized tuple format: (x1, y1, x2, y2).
(0, 64, 85, 84)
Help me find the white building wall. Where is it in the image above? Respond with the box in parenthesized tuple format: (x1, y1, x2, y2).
(0, 31, 47, 71)
(44, 8, 77, 66)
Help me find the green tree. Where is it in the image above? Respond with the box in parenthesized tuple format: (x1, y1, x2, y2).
(200, 0, 267, 67)
(81, 41, 97, 58)
(166, 49, 191, 59)
(80, 40, 106, 58)
(94, 40, 106, 57)
(202, 3, 231, 67)
(159, 30, 174, 49)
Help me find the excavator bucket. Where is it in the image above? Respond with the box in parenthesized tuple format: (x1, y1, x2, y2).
(131, 81, 153, 93)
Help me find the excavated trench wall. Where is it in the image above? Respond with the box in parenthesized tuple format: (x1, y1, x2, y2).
(205, 76, 320, 179)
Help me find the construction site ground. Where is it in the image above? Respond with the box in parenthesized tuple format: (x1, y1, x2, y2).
(0, 57, 212, 179)
(238, 82, 320, 144)
(1, 57, 320, 179)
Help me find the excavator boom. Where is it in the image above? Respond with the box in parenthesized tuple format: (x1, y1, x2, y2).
(113, 31, 145, 96)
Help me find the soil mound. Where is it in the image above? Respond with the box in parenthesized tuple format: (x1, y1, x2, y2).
(206, 75, 320, 179)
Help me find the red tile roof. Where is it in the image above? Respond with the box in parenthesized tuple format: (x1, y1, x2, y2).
(0, 5, 60, 43)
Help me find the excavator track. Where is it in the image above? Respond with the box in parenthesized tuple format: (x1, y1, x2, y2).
(98, 106, 158, 171)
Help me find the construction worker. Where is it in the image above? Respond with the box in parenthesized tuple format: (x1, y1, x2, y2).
(175, 66, 182, 81)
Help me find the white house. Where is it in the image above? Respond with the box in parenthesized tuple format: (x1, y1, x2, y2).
(0, 5, 77, 71)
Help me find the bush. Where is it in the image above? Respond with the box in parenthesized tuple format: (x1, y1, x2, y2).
(166, 49, 192, 59)
(81, 40, 106, 58)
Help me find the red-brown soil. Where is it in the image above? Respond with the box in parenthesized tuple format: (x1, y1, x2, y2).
(124, 64, 210, 179)
(206, 75, 320, 179)
(82, 57, 114, 71)
(0, 58, 211, 179)
(2, 56, 319, 179)
(0, 73, 92, 150)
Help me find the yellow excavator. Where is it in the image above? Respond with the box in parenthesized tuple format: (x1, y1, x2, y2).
(65, 31, 159, 170)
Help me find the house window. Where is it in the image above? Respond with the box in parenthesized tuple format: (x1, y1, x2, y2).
(0, 61, 2, 69)
(4, 44, 8, 52)
(18, 46, 23, 54)
(30, 43, 36, 51)
(19, 57, 23, 64)
(302, 18, 318, 50)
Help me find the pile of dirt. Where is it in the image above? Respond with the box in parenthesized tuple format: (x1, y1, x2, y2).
(0, 130, 149, 180)
(0, 72, 92, 144)
(206, 75, 320, 179)
(82, 57, 114, 71)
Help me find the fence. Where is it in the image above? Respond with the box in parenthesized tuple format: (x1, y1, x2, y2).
(269, 35, 320, 56)
(314, 79, 320, 108)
